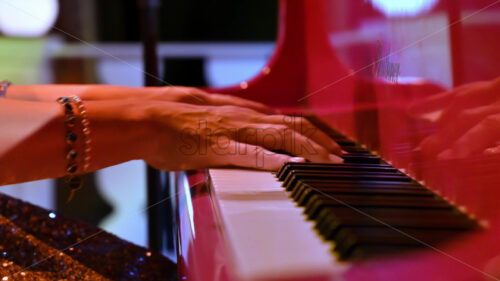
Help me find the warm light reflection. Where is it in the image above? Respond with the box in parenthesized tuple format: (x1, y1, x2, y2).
(370, 0, 438, 17)
(0, 0, 59, 37)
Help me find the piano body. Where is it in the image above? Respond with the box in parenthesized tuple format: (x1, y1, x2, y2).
(175, 1, 500, 280)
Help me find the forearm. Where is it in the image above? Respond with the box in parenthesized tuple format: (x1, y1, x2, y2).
(6, 84, 158, 101)
(0, 99, 153, 185)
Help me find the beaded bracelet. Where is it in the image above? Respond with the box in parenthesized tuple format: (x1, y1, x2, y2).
(0, 80, 11, 98)
(57, 97, 86, 202)
(71, 96, 91, 172)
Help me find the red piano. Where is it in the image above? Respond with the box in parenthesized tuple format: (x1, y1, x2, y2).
(176, 1, 500, 280)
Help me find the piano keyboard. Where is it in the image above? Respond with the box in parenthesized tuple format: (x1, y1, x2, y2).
(209, 126, 479, 280)
(209, 168, 344, 280)
(277, 162, 478, 260)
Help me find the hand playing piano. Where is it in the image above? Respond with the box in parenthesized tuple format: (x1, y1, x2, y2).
(142, 100, 343, 171)
(73, 85, 343, 169)
(1, 84, 343, 186)
(409, 77, 500, 158)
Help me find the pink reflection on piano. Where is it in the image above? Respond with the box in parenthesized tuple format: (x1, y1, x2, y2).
(178, 0, 500, 280)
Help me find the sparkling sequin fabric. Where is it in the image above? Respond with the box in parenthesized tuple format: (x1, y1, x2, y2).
(0, 194, 176, 280)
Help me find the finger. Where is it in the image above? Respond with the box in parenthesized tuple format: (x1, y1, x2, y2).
(407, 82, 480, 117)
(484, 143, 500, 155)
(438, 84, 500, 126)
(437, 113, 500, 159)
(419, 105, 500, 156)
(208, 93, 276, 114)
(171, 87, 208, 105)
(408, 90, 454, 116)
(211, 141, 306, 171)
(255, 115, 342, 155)
(234, 124, 343, 164)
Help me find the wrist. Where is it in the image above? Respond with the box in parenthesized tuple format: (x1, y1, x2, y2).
(84, 99, 156, 170)
(81, 85, 164, 101)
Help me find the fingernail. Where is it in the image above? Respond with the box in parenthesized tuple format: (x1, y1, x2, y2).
(329, 154, 343, 163)
(289, 157, 306, 163)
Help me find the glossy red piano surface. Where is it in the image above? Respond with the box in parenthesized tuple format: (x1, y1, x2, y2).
(178, 1, 500, 280)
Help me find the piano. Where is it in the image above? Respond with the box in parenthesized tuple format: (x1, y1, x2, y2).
(175, 1, 500, 280)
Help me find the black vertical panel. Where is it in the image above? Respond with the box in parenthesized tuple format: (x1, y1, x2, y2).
(159, 0, 277, 41)
(96, 0, 277, 42)
(137, 0, 168, 253)
(163, 58, 206, 87)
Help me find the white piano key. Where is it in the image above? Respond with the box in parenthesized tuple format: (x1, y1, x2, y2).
(209, 169, 348, 281)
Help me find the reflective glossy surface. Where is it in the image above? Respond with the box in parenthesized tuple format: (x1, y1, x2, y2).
(181, 0, 500, 280)
(176, 171, 232, 281)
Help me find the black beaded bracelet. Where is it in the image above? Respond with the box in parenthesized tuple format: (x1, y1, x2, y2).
(57, 97, 83, 202)
(0, 80, 11, 98)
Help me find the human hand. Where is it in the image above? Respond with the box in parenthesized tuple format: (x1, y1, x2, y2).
(140, 101, 343, 171)
(408, 77, 500, 158)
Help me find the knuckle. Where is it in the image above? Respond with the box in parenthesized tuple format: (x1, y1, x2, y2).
(238, 125, 257, 135)
(275, 124, 290, 132)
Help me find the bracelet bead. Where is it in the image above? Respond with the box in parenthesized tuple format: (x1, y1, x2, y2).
(66, 163, 77, 174)
(57, 96, 90, 202)
(66, 132, 77, 143)
(66, 150, 77, 160)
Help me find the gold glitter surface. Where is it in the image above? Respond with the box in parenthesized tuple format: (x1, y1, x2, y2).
(0, 194, 176, 280)
(0, 215, 111, 280)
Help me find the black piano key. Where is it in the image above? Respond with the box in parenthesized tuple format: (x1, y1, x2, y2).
(282, 168, 404, 185)
(287, 178, 425, 195)
(277, 162, 396, 180)
(295, 179, 425, 190)
(345, 244, 422, 260)
(304, 194, 452, 220)
(292, 183, 434, 207)
(283, 171, 411, 190)
(286, 163, 397, 173)
(336, 140, 358, 147)
(335, 240, 424, 260)
(342, 146, 370, 153)
(288, 177, 429, 200)
(334, 226, 465, 255)
(342, 154, 382, 164)
(314, 207, 476, 239)
(283, 172, 411, 191)
(291, 180, 426, 205)
(283, 167, 405, 183)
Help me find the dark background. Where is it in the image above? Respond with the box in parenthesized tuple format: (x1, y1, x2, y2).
(56, 0, 277, 42)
